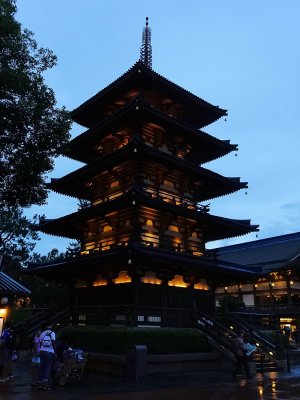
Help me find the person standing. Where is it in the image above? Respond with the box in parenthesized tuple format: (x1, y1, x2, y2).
(232, 331, 251, 379)
(31, 328, 41, 387)
(0, 321, 18, 381)
(38, 322, 56, 390)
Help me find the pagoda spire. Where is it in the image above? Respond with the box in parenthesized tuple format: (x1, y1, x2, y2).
(140, 17, 152, 69)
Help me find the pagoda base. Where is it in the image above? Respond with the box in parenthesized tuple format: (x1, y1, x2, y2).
(70, 283, 215, 328)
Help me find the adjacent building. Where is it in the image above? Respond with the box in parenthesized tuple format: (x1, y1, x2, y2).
(215, 232, 300, 333)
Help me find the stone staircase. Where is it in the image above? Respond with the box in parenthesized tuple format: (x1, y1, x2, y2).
(197, 313, 283, 373)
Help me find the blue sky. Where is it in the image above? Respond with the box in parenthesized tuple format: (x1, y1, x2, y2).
(17, 0, 300, 254)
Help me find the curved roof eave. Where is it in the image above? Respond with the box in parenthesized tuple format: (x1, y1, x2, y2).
(36, 189, 259, 241)
(0, 271, 31, 295)
(72, 62, 227, 127)
(132, 244, 262, 278)
(67, 98, 233, 164)
(49, 141, 246, 200)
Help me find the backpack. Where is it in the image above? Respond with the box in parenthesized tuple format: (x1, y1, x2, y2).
(41, 331, 53, 348)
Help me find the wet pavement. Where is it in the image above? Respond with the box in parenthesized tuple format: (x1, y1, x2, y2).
(1, 355, 300, 400)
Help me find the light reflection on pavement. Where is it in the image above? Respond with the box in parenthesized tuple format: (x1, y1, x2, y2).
(0, 359, 300, 400)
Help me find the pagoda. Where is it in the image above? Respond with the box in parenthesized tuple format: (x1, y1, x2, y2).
(30, 19, 259, 327)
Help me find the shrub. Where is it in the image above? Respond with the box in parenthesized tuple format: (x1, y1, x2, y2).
(59, 325, 211, 354)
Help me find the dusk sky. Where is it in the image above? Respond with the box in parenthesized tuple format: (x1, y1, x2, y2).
(17, 0, 300, 255)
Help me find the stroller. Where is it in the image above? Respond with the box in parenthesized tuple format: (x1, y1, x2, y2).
(54, 348, 88, 386)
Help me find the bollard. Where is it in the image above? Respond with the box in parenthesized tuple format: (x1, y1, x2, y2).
(126, 345, 147, 378)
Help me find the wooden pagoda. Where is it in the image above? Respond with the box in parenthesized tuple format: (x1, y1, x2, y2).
(29, 20, 259, 327)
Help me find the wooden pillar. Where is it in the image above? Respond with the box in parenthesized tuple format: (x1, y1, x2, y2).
(269, 281, 274, 305)
(253, 282, 257, 308)
(159, 273, 170, 327)
(286, 278, 292, 305)
(130, 273, 139, 327)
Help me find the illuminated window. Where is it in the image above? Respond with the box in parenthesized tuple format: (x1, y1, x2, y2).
(163, 180, 174, 188)
(140, 271, 162, 285)
(192, 251, 203, 256)
(110, 180, 119, 188)
(168, 275, 189, 288)
(113, 271, 132, 284)
(194, 279, 209, 290)
(93, 275, 108, 287)
(148, 316, 161, 322)
(168, 225, 179, 232)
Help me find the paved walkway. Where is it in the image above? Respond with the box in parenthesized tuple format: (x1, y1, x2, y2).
(1, 356, 300, 400)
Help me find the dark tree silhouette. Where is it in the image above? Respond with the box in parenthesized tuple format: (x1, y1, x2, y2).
(0, 0, 71, 208)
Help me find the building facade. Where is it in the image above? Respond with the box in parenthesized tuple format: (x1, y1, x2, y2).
(214, 232, 300, 334)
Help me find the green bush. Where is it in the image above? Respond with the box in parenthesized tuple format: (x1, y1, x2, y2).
(59, 326, 211, 354)
(218, 295, 245, 315)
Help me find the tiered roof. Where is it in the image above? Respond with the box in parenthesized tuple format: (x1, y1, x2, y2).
(38, 187, 258, 242)
(50, 139, 247, 202)
(29, 240, 261, 284)
(66, 98, 236, 164)
(71, 62, 227, 129)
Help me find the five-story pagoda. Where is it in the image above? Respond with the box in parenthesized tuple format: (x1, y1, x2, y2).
(30, 19, 259, 327)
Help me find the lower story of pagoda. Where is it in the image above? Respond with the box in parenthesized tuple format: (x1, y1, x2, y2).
(29, 240, 261, 328)
(71, 282, 215, 328)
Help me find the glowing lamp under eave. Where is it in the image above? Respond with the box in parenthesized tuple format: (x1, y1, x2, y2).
(0, 297, 8, 305)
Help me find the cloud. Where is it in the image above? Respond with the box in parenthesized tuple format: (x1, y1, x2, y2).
(280, 201, 300, 218)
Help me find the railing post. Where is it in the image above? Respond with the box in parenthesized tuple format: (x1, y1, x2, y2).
(286, 350, 291, 373)
(260, 351, 264, 375)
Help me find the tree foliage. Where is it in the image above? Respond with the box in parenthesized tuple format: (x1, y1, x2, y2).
(0, 0, 71, 208)
(21, 241, 80, 309)
(218, 294, 245, 315)
(0, 207, 39, 274)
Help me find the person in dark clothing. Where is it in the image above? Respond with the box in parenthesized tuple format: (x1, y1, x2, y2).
(0, 322, 18, 381)
(232, 331, 252, 379)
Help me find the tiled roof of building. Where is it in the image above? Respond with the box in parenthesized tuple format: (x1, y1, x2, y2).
(0, 256, 31, 296)
(0, 271, 31, 295)
(214, 232, 300, 272)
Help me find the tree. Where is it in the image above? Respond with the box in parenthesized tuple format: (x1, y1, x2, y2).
(0, 207, 39, 275)
(0, 0, 71, 208)
(21, 241, 80, 309)
(218, 294, 245, 316)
